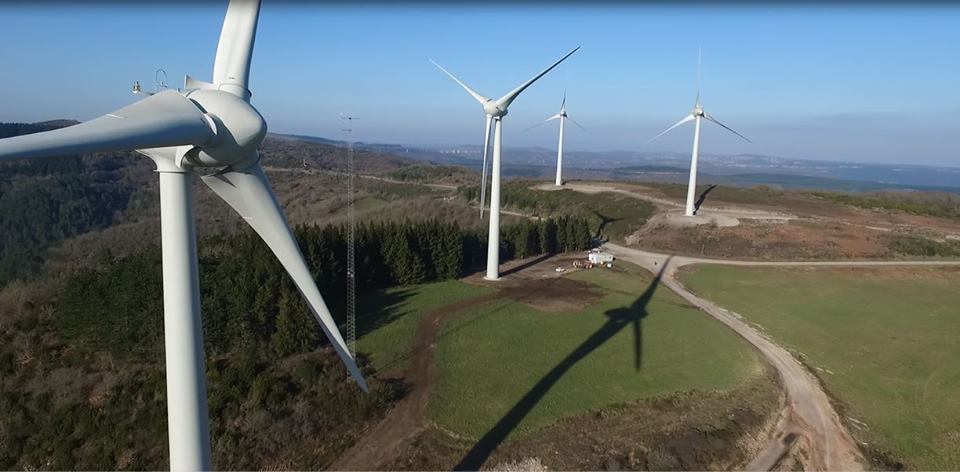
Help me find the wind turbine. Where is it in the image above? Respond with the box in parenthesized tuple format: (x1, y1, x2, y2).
(0, 1, 366, 470)
(431, 47, 579, 280)
(523, 91, 586, 186)
(646, 49, 750, 217)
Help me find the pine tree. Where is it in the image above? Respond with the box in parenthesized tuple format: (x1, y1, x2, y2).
(383, 226, 426, 285)
(271, 285, 319, 356)
(578, 218, 593, 250)
(540, 219, 558, 254)
(437, 223, 463, 279)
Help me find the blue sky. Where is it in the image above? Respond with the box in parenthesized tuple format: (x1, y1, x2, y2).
(1, 2, 959, 166)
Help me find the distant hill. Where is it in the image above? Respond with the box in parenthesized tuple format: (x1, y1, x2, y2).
(262, 133, 413, 173)
(614, 165, 688, 174)
(272, 132, 960, 193)
(0, 119, 79, 139)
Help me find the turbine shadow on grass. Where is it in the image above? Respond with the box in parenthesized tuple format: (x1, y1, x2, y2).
(453, 259, 671, 471)
(693, 184, 718, 215)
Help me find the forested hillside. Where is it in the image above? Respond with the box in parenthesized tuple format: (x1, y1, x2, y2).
(0, 123, 439, 288)
(0, 120, 79, 139)
(0, 216, 591, 469)
(0, 122, 152, 285)
(260, 134, 412, 173)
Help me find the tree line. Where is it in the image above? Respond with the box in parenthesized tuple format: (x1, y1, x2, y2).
(59, 216, 592, 360)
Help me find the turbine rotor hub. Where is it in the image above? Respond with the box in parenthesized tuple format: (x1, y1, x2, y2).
(483, 101, 508, 118)
(182, 89, 266, 168)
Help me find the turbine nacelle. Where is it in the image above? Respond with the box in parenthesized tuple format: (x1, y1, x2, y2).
(181, 89, 267, 169)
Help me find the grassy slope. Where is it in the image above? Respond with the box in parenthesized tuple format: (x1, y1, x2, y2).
(494, 181, 657, 242)
(357, 280, 492, 373)
(429, 262, 762, 440)
(679, 265, 960, 469)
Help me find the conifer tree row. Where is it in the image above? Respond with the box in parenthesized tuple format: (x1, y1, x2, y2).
(59, 217, 593, 359)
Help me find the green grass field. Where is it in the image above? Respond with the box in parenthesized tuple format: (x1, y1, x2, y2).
(679, 265, 960, 470)
(460, 180, 657, 243)
(428, 262, 763, 441)
(357, 280, 492, 372)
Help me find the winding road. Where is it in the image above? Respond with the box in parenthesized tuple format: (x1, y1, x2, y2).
(605, 242, 960, 470)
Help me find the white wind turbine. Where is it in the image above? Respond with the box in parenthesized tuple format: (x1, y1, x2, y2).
(0, 1, 366, 470)
(647, 49, 750, 216)
(431, 47, 579, 280)
(523, 91, 586, 186)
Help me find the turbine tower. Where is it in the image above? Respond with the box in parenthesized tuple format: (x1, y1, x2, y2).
(524, 91, 585, 187)
(0, 1, 367, 470)
(647, 49, 750, 217)
(431, 47, 579, 280)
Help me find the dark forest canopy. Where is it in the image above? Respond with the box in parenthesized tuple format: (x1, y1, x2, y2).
(59, 216, 591, 360)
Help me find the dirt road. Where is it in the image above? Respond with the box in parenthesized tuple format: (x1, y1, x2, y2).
(330, 293, 503, 471)
(263, 166, 459, 191)
(605, 243, 960, 470)
(536, 182, 795, 221)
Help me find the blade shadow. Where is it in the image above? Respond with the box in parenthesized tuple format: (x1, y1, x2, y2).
(590, 209, 621, 242)
(453, 260, 671, 470)
(693, 184, 718, 215)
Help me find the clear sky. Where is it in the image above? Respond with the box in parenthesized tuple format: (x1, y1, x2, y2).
(1, 2, 959, 166)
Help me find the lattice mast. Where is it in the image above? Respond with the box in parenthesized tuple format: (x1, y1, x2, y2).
(341, 113, 358, 357)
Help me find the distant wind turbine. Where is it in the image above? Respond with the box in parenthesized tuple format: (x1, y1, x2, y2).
(0, 1, 366, 469)
(524, 91, 586, 186)
(431, 47, 579, 280)
(647, 48, 750, 217)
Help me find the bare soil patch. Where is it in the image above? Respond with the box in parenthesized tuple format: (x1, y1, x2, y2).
(498, 277, 604, 313)
(493, 253, 588, 280)
(464, 254, 605, 313)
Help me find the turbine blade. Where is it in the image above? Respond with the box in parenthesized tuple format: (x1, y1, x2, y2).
(645, 114, 695, 145)
(520, 115, 561, 133)
(703, 112, 751, 143)
(213, 0, 261, 100)
(495, 46, 580, 110)
(430, 59, 489, 105)
(696, 46, 702, 106)
(560, 90, 566, 112)
(479, 115, 492, 218)
(202, 162, 369, 392)
(568, 117, 587, 131)
(0, 90, 215, 161)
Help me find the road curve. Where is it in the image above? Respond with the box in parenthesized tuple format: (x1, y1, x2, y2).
(606, 243, 960, 470)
